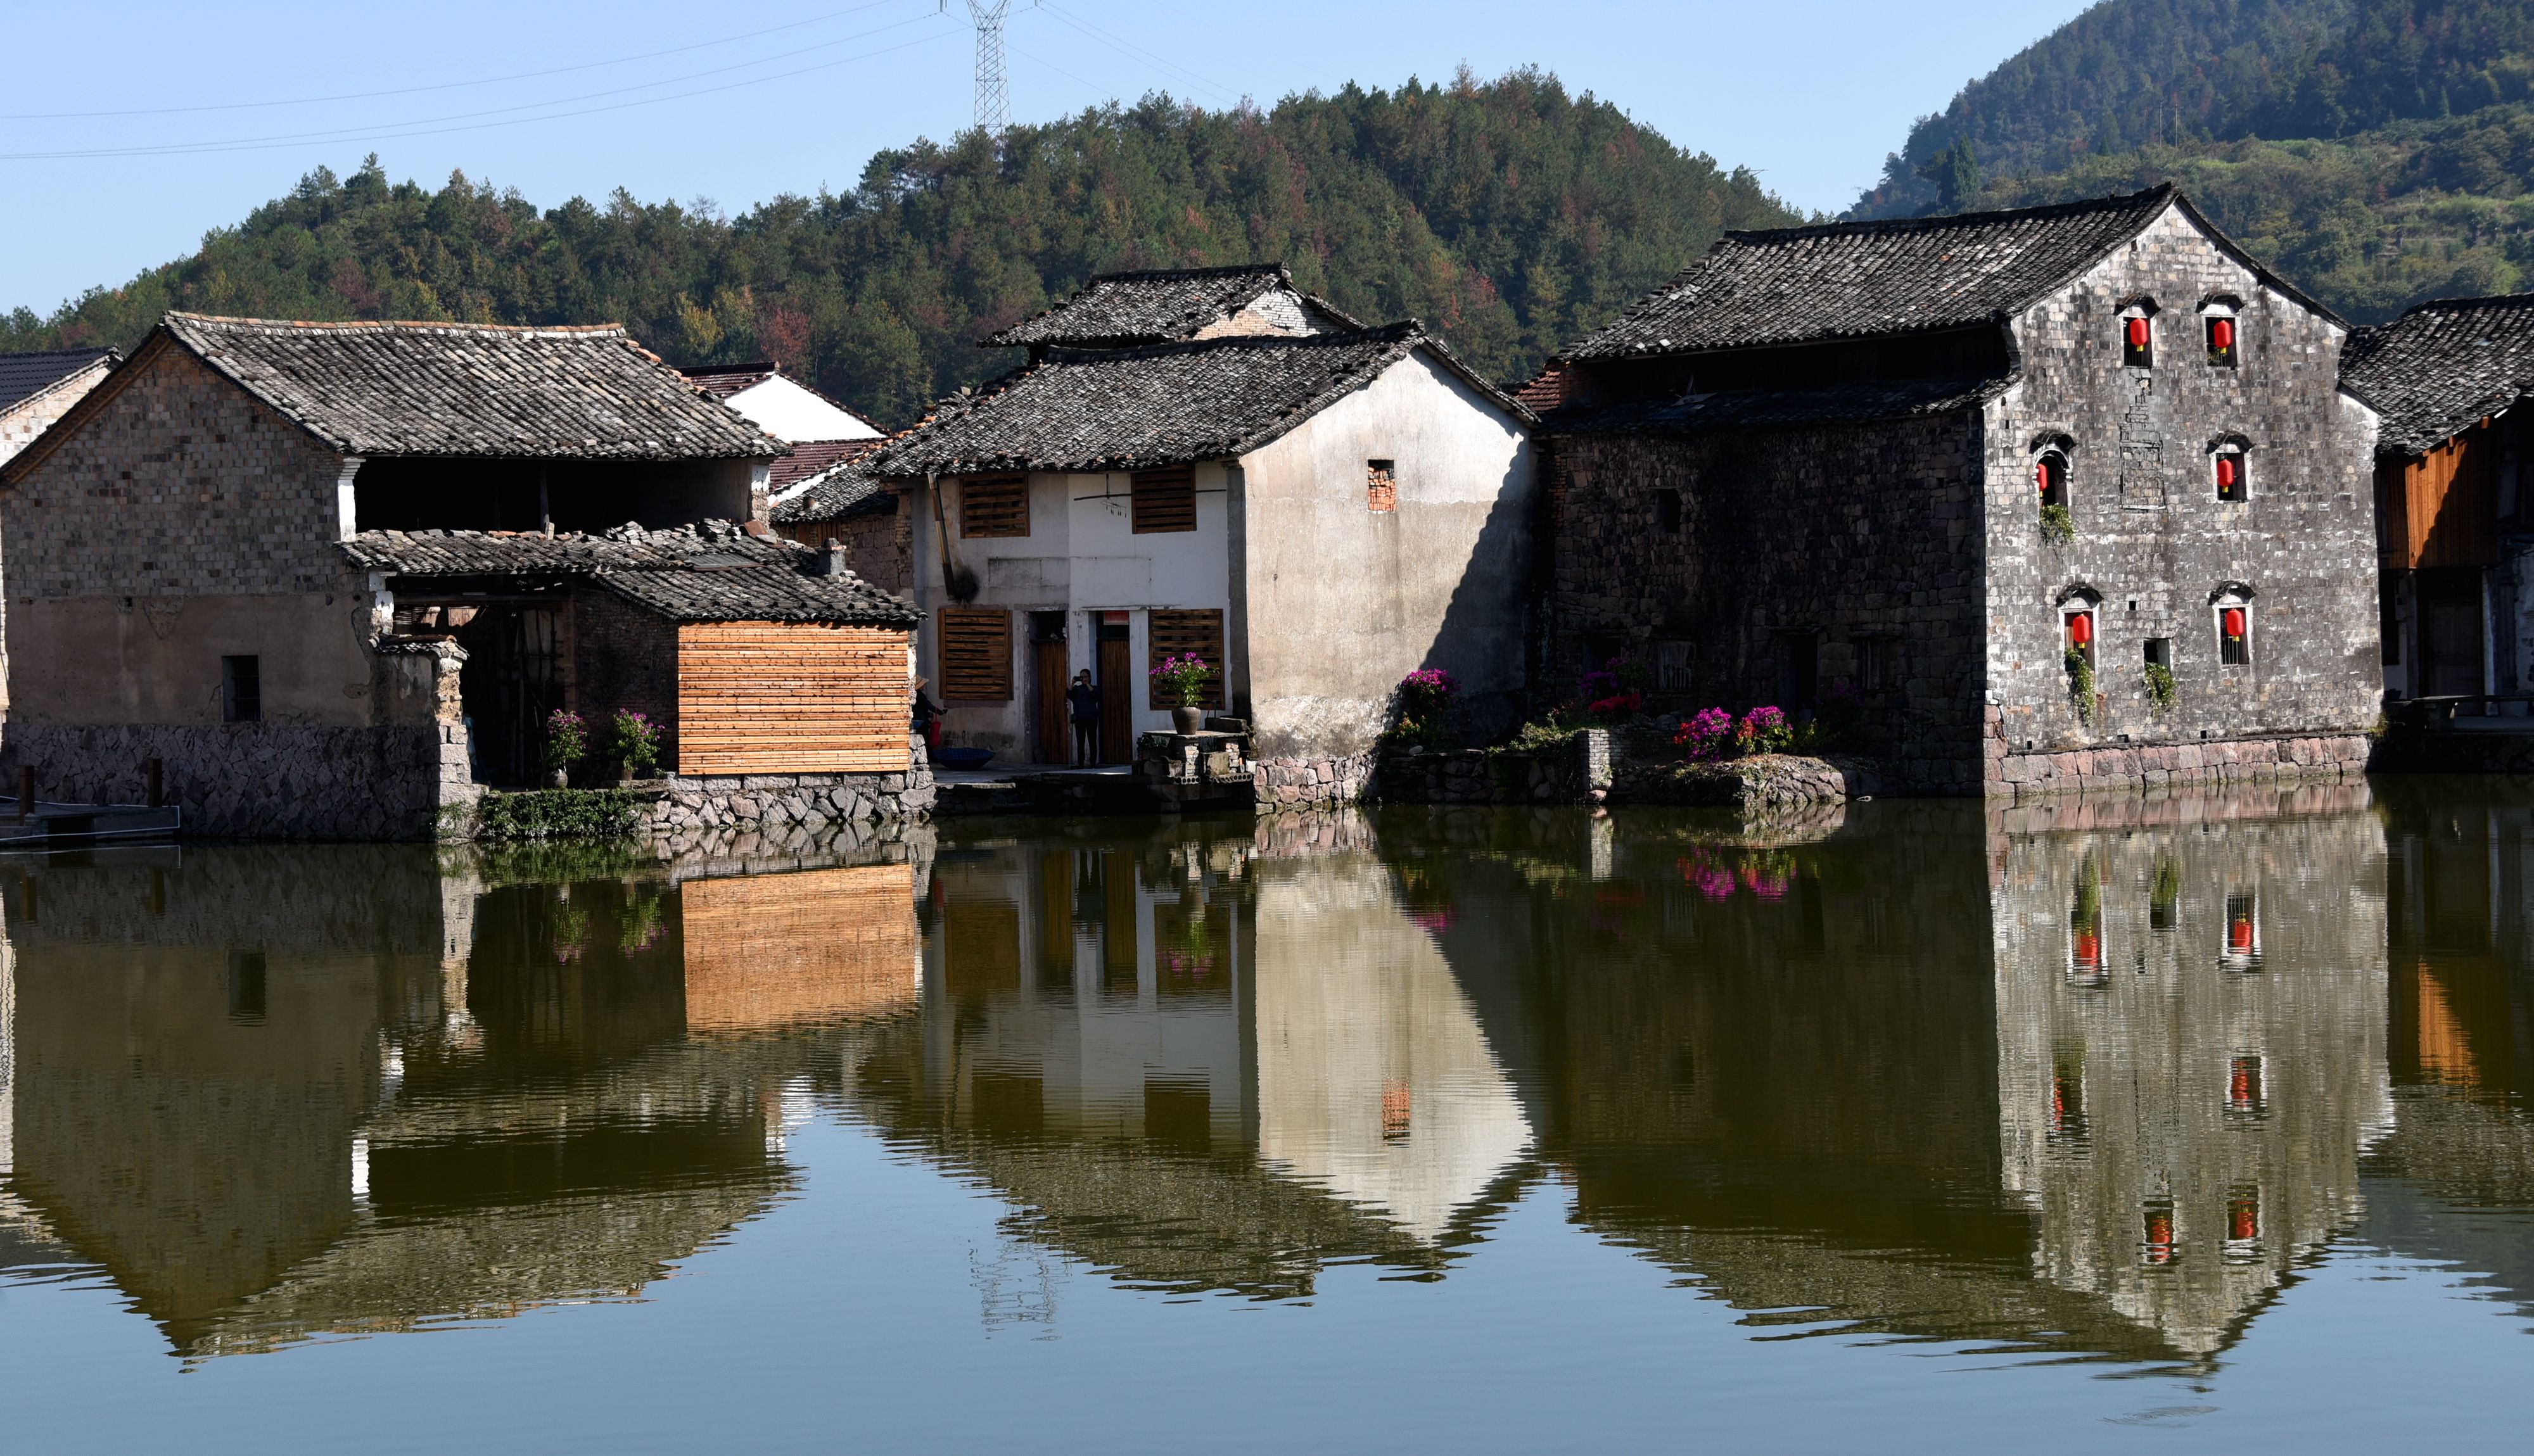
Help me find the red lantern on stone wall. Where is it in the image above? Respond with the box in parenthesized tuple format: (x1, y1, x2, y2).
(2217, 455, 2239, 490)
(2068, 612, 2094, 647)
(2126, 317, 2150, 350)
(2212, 317, 2236, 351)
(2222, 607, 2247, 640)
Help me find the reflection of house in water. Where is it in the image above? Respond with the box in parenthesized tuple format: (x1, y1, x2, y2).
(843, 818, 1532, 1295)
(1989, 789, 2393, 1358)
(0, 845, 917, 1357)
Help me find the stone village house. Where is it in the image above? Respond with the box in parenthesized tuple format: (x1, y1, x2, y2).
(2338, 296, 2534, 707)
(0, 348, 118, 465)
(859, 265, 1538, 802)
(0, 313, 927, 840)
(1529, 186, 2383, 796)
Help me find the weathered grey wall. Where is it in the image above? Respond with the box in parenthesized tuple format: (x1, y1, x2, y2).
(1240, 350, 1534, 763)
(1985, 205, 2383, 778)
(1548, 412, 1992, 792)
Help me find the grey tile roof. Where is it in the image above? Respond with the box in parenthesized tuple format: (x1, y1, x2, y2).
(979, 265, 1361, 350)
(769, 449, 895, 526)
(1566, 186, 2336, 360)
(160, 313, 785, 461)
(767, 437, 882, 493)
(2340, 294, 2534, 457)
(678, 361, 780, 400)
(869, 323, 1530, 476)
(341, 521, 918, 626)
(0, 347, 116, 414)
(1544, 376, 2011, 437)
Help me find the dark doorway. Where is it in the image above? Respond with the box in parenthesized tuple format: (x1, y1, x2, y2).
(1097, 614, 1134, 765)
(457, 606, 566, 785)
(1774, 631, 1819, 710)
(1030, 612, 1069, 766)
(2417, 569, 2486, 699)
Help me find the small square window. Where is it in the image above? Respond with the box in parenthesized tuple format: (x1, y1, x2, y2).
(2122, 313, 2153, 368)
(2215, 451, 2248, 502)
(2144, 637, 2172, 668)
(1654, 640, 1693, 693)
(220, 655, 261, 723)
(2205, 313, 2238, 367)
(1653, 488, 1682, 534)
(1366, 460, 1397, 513)
(1130, 466, 1197, 533)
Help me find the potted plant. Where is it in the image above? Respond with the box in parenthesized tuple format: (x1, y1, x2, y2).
(1150, 653, 1212, 735)
(542, 709, 587, 789)
(609, 709, 661, 783)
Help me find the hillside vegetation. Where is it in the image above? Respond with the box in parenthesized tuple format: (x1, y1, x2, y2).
(0, 71, 1796, 424)
(1861, 0, 2534, 322)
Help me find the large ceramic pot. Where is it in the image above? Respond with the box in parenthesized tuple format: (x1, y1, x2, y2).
(544, 768, 570, 790)
(1172, 706, 1205, 735)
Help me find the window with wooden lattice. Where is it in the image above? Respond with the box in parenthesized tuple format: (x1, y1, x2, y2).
(938, 607, 1012, 700)
(1147, 609, 1225, 709)
(1366, 459, 1397, 512)
(959, 474, 1029, 537)
(1131, 465, 1197, 533)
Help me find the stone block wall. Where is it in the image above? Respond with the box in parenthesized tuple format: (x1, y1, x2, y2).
(1546, 414, 1992, 793)
(774, 502, 910, 596)
(633, 757, 936, 839)
(0, 358, 113, 465)
(1982, 205, 2382, 773)
(1251, 752, 1376, 811)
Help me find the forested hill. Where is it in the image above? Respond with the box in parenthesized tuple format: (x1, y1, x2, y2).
(0, 71, 1797, 426)
(1855, 0, 2534, 322)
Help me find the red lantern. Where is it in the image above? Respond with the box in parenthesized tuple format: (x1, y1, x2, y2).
(2126, 316, 2150, 350)
(2223, 607, 2246, 640)
(2217, 455, 2239, 490)
(2068, 612, 2094, 647)
(2035, 460, 2049, 494)
(2212, 317, 2235, 351)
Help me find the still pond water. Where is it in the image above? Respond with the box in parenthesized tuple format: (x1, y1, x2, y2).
(5, 782, 2534, 1452)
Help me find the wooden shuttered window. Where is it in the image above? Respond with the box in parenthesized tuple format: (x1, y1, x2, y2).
(1131, 465, 1197, 533)
(1147, 608, 1225, 709)
(959, 474, 1030, 538)
(939, 607, 1013, 700)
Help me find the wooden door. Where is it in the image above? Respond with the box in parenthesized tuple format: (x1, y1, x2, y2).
(1097, 628, 1133, 764)
(1032, 639, 1069, 765)
(2419, 569, 2486, 698)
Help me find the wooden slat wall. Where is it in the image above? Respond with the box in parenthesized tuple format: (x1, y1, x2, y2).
(960, 474, 1030, 538)
(681, 864, 917, 1032)
(938, 607, 1012, 700)
(1147, 608, 1225, 709)
(1131, 464, 1197, 533)
(675, 622, 910, 775)
(2398, 426, 2501, 569)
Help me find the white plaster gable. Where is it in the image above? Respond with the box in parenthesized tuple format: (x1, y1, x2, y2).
(725, 374, 881, 443)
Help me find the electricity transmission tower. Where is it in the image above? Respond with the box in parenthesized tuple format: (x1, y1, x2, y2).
(957, 0, 1017, 133)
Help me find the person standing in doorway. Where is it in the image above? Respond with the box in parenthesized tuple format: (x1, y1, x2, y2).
(1067, 669, 1100, 766)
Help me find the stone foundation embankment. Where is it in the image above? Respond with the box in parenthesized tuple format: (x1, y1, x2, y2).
(1252, 752, 1377, 810)
(632, 763, 935, 839)
(1986, 731, 2371, 801)
(0, 721, 468, 841)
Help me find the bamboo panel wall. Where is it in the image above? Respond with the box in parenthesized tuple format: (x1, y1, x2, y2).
(2388, 426, 2500, 570)
(675, 623, 910, 775)
(680, 864, 918, 1032)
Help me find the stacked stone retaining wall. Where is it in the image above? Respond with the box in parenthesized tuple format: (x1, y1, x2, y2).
(1986, 727, 2371, 801)
(0, 721, 465, 840)
(1252, 752, 1375, 810)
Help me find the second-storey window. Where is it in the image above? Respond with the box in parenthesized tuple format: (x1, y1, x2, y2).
(2215, 593, 2253, 666)
(2205, 307, 2239, 367)
(1366, 459, 1397, 512)
(2122, 308, 2155, 368)
(959, 473, 1029, 537)
(1131, 465, 1197, 533)
(2214, 445, 2249, 503)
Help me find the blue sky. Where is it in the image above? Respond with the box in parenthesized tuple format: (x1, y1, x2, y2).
(1, 1, 2094, 317)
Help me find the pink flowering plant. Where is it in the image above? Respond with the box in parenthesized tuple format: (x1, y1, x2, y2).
(1735, 705, 1793, 756)
(1389, 667, 1459, 750)
(542, 709, 588, 773)
(1149, 653, 1213, 709)
(1672, 707, 1736, 760)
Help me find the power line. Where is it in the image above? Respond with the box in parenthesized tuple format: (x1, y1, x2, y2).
(0, 0, 921, 122)
(1033, 1, 1238, 105)
(0, 22, 960, 161)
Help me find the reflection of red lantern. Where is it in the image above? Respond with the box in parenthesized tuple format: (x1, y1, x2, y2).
(2229, 916, 2254, 952)
(2216, 455, 2238, 490)
(2126, 316, 2150, 349)
(2229, 1191, 2259, 1241)
(2144, 1208, 2176, 1263)
(2229, 1056, 2260, 1110)
(2212, 317, 2235, 351)
(2223, 607, 2247, 640)
(2068, 612, 2094, 647)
